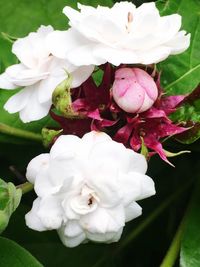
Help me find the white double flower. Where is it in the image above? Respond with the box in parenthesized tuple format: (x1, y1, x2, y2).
(48, 2, 190, 66)
(25, 131, 155, 247)
(0, 26, 94, 122)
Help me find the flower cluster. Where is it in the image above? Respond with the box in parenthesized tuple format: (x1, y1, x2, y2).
(0, 1, 191, 248)
(0, 2, 190, 123)
(25, 131, 155, 247)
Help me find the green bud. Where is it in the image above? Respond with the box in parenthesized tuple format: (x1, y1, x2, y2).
(0, 179, 22, 234)
(52, 72, 76, 117)
(41, 128, 63, 148)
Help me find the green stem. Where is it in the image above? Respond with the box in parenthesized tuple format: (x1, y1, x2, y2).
(116, 179, 193, 252)
(0, 123, 42, 142)
(160, 216, 186, 267)
(17, 182, 34, 194)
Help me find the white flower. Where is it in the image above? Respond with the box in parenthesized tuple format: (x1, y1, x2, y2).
(0, 25, 94, 123)
(47, 2, 190, 66)
(25, 131, 155, 247)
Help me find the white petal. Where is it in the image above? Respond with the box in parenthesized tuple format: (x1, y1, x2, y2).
(18, 84, 51, 123)
(4, 87, 31, 113)
(25, 198, 46, 231)
(0, 72, 18, 89)
(86, 227, 123, 243)
(119, 172, 155, 205)
(140, 46, 171, 64)
(37, 196, 63, 229)
(125, 202, 142, 222)
(50, 134, 82, 159)
(12, 25, 53, 69)
(80, 206, 125, 235)
(34, 167, 62, 198)
(166, 31, 191, 54)
(64, 220, 83, 237)
(94, 45, 140, 66)
(6, 64, 49, 87)
(26, 153, 50, 183)
(135, 174, 156, 201)
(71, 65, 94, 88)
(58, 225, 86, 247)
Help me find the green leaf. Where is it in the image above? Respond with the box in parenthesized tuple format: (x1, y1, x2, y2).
(0, 237, 43, 267)
(180, 179, 200, 267)
(157, 0, 200, 95)
(0, 0, 113, 144)
(0, 179, 22, 234)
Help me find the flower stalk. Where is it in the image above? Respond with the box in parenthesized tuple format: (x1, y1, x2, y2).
(17, 182, 34, 195)
(0, 123, 42, 142)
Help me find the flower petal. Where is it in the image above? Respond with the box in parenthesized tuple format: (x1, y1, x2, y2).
(125, 202, 142, 222)
(26, 153, 50, 184)
(25, 198, 46, 231)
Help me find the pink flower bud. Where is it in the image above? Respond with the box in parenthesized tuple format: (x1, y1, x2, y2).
(112, 68, 158, 113)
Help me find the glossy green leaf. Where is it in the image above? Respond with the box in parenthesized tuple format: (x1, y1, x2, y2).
(157, 0, 200, 95)
(180, 179, 200, 267)
(0, 237, 43, 267)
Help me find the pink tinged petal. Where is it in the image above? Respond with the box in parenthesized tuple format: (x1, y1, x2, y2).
(26, 153, 50, 184)
(6, 64, 49, 87)
(37, 196, 63, 230)
(80, 206, 125, 236)
(125, 202, 142, 222)
(0, 72, 18, 89)
(25, 198, 46, 231)
(58, 226, 86, 248)
(113, 81, 145, 113)
(133, 68, 158, 101)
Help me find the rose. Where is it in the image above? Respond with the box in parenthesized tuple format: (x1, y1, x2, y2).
(47, 2, 190, 66)
(25, 131, 155, 247)
(0, 25, 94, 123)
(112, 67, 158, 113)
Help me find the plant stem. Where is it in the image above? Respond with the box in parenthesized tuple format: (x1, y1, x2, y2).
(116, 179, 193, 252)
(17, 182, 34, 194)
(0, 123, 42, 142)
(160, 216, 186, 267)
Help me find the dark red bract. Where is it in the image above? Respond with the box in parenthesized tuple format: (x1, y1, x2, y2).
(51, 63, 188, 164)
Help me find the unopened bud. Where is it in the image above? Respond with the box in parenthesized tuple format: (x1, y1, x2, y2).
(112, 68, 158, 113)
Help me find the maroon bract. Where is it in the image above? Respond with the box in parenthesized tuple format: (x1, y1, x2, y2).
(51, 63, 188, 164)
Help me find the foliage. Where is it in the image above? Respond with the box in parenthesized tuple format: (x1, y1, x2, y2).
(0, 0, 200, 266)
